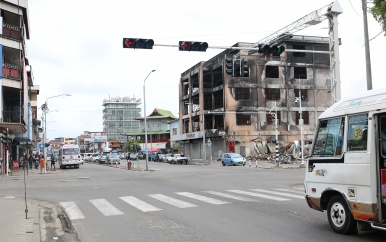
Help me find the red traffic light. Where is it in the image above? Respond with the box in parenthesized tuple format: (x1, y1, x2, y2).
(5, 145, 9, 150)
(123, 38, 154, 49)
(179, 41, 208, 52)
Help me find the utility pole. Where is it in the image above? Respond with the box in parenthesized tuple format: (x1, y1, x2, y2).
(362, 0, 372, 90)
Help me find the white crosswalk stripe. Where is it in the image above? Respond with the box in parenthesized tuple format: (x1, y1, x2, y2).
(250, 189, 305, 199)
(60, 187, 304, 219)
(89, 199, 124, 216)
(227, 190, 290, 201)
(60, 201, 85, 220)
(275, 188, 305, 195)
(119, 196, 162, 212)
(203, 191, 256, 202)
(176, 192, 231, 205)
(149, 194, 198, 208)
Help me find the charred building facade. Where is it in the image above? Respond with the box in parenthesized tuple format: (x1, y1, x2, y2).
(175, 35, 333, 161)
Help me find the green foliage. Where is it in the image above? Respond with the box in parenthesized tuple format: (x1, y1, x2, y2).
(370, 0, 386, 35)
(125, 140, 141, 152)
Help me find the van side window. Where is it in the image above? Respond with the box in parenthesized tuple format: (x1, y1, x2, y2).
(313, 117, 344, 157)
(347, 114, 368, 152)
(380, 116, 386, 157)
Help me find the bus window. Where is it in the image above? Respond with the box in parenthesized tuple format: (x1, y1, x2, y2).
(313, 117, 344, 157)
(347, 113, 368, 152)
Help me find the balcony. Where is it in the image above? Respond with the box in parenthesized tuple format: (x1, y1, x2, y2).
(2, 62, 21, 80)
(2, 23, 22, 41)
(2, 110, 23, 123)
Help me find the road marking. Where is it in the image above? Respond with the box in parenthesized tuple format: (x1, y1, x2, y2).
(275, 188, 305, 195)
(119, 196, 162, 212)
(227, 190, 290, 201)
(59, 201, 85, 220)
(176, 192, 230, 205)
(149, 194, 198, 208)
(89, 199, 124, 216)
(250, 189, 305, 199)
(203, 191, 257, 202)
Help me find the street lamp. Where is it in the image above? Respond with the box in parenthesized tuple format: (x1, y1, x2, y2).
(143, 70, 156, 171)
(295, 90, 305, 167)
(42, 94, 71, 173)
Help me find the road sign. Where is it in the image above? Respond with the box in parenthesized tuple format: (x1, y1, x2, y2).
(39, 143, 44, 149)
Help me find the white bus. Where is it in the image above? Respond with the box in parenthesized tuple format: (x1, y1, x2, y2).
(58, 144, 82, 169)
(305, 88, 386, 234)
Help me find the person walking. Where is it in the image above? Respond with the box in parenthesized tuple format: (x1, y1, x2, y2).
(51, 154, 56, 170)
(28, 153, 34, 170)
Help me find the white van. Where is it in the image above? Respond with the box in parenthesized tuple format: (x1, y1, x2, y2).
(305, 88, 386, 234)
(58, 145, 81, 169)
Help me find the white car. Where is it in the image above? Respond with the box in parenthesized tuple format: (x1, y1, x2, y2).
(90, 154, 100, 162)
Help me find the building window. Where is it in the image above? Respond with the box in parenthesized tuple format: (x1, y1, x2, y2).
(293, 44, 305, 57)
(266, 66, 279, 78)
(236, 114, 251, 125)
(294, 67, 307, 79)
(234, 88, 250, 100)
(267, 112, 281, 125)
(296, 111, 309, 125)
(265, 88, 280, 100)
(172, 128, 177, 135)
(294, 89, 308, 101)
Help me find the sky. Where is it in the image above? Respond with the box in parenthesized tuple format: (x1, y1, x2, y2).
(28, 0, 385, 140)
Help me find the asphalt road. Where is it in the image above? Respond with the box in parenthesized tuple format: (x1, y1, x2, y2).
(1, 160, 385, 242)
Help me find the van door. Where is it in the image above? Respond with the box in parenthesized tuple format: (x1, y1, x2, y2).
(377, 114, 386, 223)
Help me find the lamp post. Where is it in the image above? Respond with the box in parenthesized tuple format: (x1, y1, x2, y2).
(295, 90, 305, 167)
(143, 70, 156, 171)
(42, 94, 71, 173)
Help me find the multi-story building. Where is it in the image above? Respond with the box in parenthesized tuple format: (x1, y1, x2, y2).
(102, 96, 141, 144)
(175, 35, 333, 160)
(77, 131, 107, 153)
(0, 0, 38, 173)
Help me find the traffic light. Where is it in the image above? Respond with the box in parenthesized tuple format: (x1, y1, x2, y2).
(122, 38, 154, 49)
(45, 143, 50, 148)
(225, 57, 234, 76)
(179, 41, 208, 52)
(241, 58, 249, 77)
(258, 44, 285, 55)
(5, 145, 8, 150)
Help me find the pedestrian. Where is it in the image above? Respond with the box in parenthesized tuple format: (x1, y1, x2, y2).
(51, 154, 56, 170)
(28, 153, 34, 169)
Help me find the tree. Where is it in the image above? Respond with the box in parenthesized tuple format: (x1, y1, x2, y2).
(125, 140, 141, 153)
(370, 0, 386, 35)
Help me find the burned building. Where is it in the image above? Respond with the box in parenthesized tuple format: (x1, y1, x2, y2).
(175, 35, 333, 161)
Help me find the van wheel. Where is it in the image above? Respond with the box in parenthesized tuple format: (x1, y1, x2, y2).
(327, 195, 356, 234)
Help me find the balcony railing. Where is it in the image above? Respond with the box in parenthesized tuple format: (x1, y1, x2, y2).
(2, 62, 21, 80)
(2, 110, 23, 123)
(2, 23, 21, 41)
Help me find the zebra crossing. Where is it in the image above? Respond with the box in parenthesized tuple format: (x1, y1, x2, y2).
(60, 188, 305, 221)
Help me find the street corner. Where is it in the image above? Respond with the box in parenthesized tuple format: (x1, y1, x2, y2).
(37, 200, 80, 242)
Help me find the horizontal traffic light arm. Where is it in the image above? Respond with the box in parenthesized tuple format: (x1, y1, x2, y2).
(152, 44, 331, 54)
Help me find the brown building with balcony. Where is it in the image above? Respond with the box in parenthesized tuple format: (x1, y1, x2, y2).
(0, 0, 39, 173)
(176, 35, 333, 161)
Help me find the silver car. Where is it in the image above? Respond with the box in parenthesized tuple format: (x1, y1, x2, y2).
(107, 153, 120, 165)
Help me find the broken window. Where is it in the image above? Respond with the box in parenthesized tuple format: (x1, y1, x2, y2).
(296, 111, 309, 125)
(265, 88, 280, 100)
(294, 67, 307, 79)
(234, 88, 250, 100)
(267, 111, 281, 125)
(266, 66, 279, 78)
(236, 114, 251, 125)
(293, 45, 305, 57)
(294, 89, 308, 101)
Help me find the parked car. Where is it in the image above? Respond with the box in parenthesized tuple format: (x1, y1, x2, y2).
(172, 154, 188, 165)
(137, 152, 145, 159)
(98, 154, 108, 164)
(221, 153, 246, 166)
(150, 152, 161, 161)
(90, 154, 100, 162)
(107, 153, 121, 165)
(129, 153, 138, 160)
(166, 154, 174, 163)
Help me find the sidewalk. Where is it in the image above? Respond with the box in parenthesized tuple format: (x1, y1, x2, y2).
(190, 159, 306, 169)
(0, 197, 40, 242)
